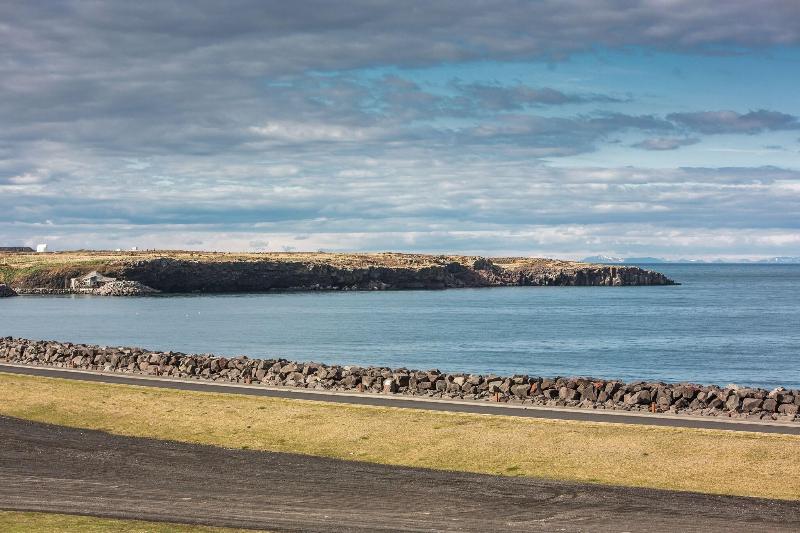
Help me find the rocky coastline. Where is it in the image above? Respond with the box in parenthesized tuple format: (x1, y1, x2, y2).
(14, 281, 159, 296)
(2, 337, 797, 423)
(2, 252, 676, 294)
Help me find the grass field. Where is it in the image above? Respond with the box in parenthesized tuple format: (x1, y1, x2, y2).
(0, 511, 263, 532)
(0, 249, 591, 286)
(1, 372, 798, 500)
(0, 249, 587, 269)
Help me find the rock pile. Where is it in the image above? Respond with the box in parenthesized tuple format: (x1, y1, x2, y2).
(94, 281, 159, 296)
(0, 284, 18, 297)
(14, 288, 74, 295)
(2, 337, 797, 423)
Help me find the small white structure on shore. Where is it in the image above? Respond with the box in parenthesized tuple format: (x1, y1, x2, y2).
(69, 271, 117, 289)
(36, 244, 48, 253)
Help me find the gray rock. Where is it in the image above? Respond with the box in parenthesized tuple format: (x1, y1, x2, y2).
(487, 381, 503, 393)
(625, 390, 651, 405)
(559, 387, 579, 401)
(762, 398, 778, 412)
(778, 404, 798, 417)
(0, 284, 18, 297)
(93, 281, 159, 296)
(510, 384, 530, 398)
(580, 385, 598, 402)
(725, 395, 741, 412)
(741, 398, 763, 412)
(383, 378, 397, 393)
(0, 336, 796, 424)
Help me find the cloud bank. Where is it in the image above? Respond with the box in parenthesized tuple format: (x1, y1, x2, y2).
(1, 1, 799, 258)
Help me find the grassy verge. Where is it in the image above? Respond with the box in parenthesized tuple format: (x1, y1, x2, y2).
(0, 510, 262, 532)
(1, 372, 798, 500)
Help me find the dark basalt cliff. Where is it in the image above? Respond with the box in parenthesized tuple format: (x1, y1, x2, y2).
(3, 252, 676, 293)
(112, 257, 675, 293)
(0, 283, 18, 297)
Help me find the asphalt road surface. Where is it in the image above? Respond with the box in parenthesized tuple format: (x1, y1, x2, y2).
(1, 363, 799, 435)
(0, 416, 798, 532)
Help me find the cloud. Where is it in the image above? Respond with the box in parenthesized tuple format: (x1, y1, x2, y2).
(249, 121, 383, 143)
(632, 137, 700, 150)
(2, 2, 800, 258)
(3, 162, 799, 252)
(667, 110, 800, 134)
(2, 2, 798, 79)
(450, 81, 624, 110)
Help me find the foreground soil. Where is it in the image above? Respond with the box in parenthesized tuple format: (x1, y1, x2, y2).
(1, 372, 799, 500)
(1, 416, 797, 532)
(0, 510, 262, 533)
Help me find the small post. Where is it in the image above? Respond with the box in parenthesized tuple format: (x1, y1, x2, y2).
(493, 392, 500, 402)
(650, 402, 657, 413)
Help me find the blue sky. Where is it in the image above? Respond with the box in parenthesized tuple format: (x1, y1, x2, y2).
(1, 1, 799, 259)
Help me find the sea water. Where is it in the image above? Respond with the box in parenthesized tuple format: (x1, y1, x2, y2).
(2, 264, 799, 389)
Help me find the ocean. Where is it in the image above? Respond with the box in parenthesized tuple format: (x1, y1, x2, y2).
(2, 264, 799, 389)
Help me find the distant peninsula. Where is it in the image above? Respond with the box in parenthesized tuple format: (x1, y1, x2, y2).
(0, 250, 676, 294)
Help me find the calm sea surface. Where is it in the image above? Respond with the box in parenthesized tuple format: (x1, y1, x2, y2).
(2, 264, 799, 389)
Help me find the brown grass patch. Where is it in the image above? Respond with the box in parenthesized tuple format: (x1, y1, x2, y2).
(0, 510, 263, 532)
(1, 372, 797, 500)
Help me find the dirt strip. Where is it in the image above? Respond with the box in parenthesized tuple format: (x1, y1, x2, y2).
(0, 416, 797, 532)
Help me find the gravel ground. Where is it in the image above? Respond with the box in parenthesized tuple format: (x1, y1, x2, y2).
(0, 416, 798, 532)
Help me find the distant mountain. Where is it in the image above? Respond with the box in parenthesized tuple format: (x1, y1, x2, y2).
(581, 255, 800, 264)
(581, 255, 666, 264)
(757, 257, 800, 264)
(621, 257, 668, 263)
(581, 255, 625, 263)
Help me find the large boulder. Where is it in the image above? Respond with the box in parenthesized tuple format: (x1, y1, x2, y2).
(741, 398, 763, 412)
(624, 390, 652, 406)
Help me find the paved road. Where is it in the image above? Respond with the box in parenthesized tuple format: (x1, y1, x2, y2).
(2, 363, 799, 435)
(0, 416, 797, 532)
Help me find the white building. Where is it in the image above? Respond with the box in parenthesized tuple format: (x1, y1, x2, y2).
(35, 244, 48, 253)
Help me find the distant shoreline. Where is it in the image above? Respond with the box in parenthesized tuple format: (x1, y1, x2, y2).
(0, 250, 676, 294)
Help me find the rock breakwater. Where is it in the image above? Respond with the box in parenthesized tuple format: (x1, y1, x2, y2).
(2, 337, 796, 423)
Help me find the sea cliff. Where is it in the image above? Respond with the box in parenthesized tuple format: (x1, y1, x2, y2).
(1, 251, 676, 293)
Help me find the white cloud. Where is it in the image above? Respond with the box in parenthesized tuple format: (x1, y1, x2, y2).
(2, 2, 800, 258)
(250, 122, 382, 143)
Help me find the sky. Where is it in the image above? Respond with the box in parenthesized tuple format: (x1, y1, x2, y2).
(1, 1, 800, 260)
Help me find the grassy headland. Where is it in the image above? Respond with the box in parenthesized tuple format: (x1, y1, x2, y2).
(0, 250, 675, 291)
